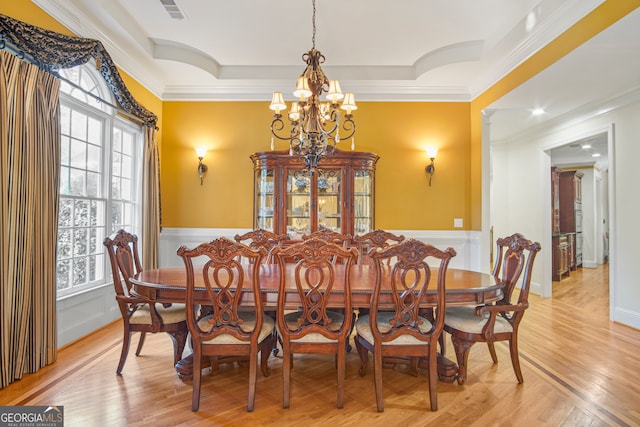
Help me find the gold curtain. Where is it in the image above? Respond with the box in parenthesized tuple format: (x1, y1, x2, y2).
(0, 50, 60, 388)
(142, 125, 161, 269)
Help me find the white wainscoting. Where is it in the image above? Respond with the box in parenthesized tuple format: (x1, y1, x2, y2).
(159, 228, 484, 271)
(57, 284, 120, 347)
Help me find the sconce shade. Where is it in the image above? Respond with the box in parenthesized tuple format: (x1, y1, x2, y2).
(426, 147, 439, 159)
(196, 147, 208, 158)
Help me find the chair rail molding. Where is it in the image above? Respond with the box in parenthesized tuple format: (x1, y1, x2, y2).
(159, 228, 484, 272)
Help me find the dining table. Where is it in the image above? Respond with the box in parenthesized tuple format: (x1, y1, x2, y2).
(130, 263, 503, 383)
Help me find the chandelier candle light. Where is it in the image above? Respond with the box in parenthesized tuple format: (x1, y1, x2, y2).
(269, 0, 357, 174)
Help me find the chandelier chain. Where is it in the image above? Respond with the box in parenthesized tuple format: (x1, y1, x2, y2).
(312, 0, 316, 49)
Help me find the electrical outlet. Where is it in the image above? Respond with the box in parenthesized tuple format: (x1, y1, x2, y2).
(454, 218, 463, 228)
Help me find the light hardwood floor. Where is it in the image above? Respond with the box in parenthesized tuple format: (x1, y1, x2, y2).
(2, 263, 639, 426)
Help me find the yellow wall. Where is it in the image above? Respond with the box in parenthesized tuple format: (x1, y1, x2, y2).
(5, 0, 639, 232)
(161, 101, 470, 229)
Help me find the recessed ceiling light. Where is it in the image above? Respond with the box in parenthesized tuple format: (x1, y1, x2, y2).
(592, 153, 601, 157)
(532, 108, 545, 116)
(581, 144, 592, 149)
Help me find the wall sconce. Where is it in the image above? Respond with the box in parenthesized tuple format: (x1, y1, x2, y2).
(195, 147, 208, 185)
(425, 147, 438, 186)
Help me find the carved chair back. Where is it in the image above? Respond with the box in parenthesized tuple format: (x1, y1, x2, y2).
(271, 238, 357, 341)
(234, 228, 289, 263)
(177, 238, 265, 345)
(352, 229, 405, 265)
(369, 239, 456, 343)
(103, 229, 143, 309)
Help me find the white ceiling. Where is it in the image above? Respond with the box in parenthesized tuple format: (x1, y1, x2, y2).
(33, 0, 640, 168)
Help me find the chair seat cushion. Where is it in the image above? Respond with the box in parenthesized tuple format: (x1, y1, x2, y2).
(444, 306, 513, 334)
(356, 312, 433, 345)
(277, 310, 344, 343)
(130, 303, 187, 325)
(197, 311, 275, 344)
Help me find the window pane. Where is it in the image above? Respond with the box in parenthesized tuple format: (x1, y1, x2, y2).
(122, 132, 133, 155)
(74, 228, 88, 256)
(59, 166, 70, 195)
(59, 199, 73, 227)
(69, 169, 85, 196)
(87, 171, 99, 197)
(122, 156, 132, 179)
(93, 201, 106, 227)
(61, 136, 70, 166)
(72, 257, 87, 286)
(112, 177, 121, 199)
(87, 144, 101, 172)
(121, 178, 132, 199)
(70, 139, 87, 169)
(112, 152, 121, 176)
(57, 260, 71, 291)
(57, 228, 72, 258)
(74, 200, 90, 227)
(87, 117, 101, 145)
(70, 110, 87, 140)
(113, 128, 122, 152)
(112, 202, 122, 226)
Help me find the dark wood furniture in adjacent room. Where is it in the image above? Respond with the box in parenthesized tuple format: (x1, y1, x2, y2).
(551, 167, 583, 281)
(559, 169, 583, 270)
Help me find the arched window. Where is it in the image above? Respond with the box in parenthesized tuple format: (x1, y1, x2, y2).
(56, 62, 143, 297)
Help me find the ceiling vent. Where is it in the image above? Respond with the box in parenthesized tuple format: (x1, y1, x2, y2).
(160, 0, 186, 20)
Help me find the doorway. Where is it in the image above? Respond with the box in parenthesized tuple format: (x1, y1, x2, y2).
(547, 132, 609, 286)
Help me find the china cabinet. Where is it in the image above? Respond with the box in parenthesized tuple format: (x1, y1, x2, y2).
(250, 149, 379, 238)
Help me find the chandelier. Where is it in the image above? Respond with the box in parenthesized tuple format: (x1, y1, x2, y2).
(269, 0, 357, 174)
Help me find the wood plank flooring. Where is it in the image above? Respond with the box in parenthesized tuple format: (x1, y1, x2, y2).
(2, 263, 639, 426)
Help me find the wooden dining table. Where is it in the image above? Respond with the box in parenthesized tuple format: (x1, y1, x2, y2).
(131, 263, 503, 382)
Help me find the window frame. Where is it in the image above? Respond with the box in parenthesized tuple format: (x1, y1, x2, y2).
(56, 64, 143, 299)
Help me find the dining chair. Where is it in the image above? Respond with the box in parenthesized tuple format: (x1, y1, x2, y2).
(177, 238, 276, 412)
(103, 229, 188, 375)
(302, 229, 352, 247)
(234, 228, 289, 263)
(354, 239, 456, 412)
(270, 238, 358, 409)
(351, 229, 405, 265)
(443, 233, 541, 385)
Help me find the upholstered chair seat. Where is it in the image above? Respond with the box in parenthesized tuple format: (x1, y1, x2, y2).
(355, 312, 433, 346)
(280, 310, 344, 343)
(444, 306, 514, 334)
(197, 312, 275, 345)
(129, 303, 187, 325)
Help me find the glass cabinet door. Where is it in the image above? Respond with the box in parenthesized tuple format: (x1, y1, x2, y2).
(286, 170, 311, 238)
(255, 169, 275, 231)
(353, 170, 373, 235)
(317, 169, 342, 232)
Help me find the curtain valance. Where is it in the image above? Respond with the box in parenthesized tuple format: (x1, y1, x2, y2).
(0, 13, 157, 127)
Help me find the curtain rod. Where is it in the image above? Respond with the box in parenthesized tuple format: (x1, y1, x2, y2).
(0, 37, 148, 128)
